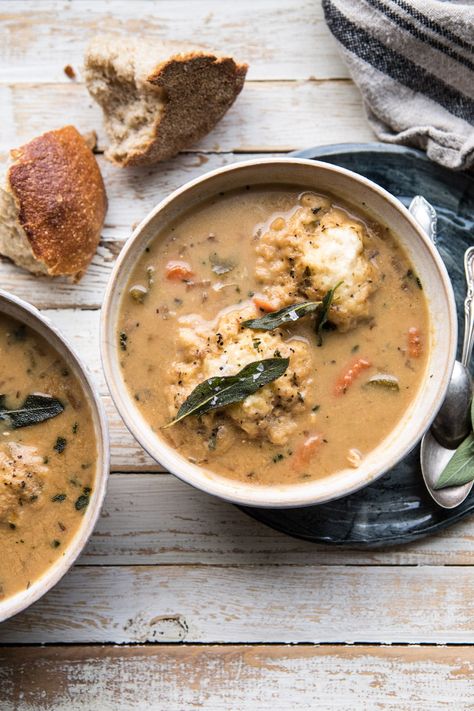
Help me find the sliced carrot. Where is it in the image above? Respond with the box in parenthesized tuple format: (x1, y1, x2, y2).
(407, 326, 422, 358)
(292, 433, 323, 470)
(334, 357, 371, 396)
(253, 295, 278, 312)
(165, 260, 193, 281)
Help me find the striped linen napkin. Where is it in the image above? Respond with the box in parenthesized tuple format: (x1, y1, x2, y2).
(322, 0, 474, 170)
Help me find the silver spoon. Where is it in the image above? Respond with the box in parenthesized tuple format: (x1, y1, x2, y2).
(414, 200, 474, 508)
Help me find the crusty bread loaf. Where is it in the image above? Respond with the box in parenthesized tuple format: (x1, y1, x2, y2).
(84, 35, 248, 167)
(0, 126, 107, 279)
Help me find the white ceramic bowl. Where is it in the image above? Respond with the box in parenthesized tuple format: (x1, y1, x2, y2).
(101, 157, 457, 508)
(0, 290, 109, 623)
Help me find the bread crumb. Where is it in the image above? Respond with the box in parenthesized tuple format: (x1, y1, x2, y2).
(63, 64, 76, 80)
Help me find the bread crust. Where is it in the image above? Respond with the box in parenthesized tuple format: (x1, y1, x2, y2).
(7, 126, 107, 278)
(84, 38, 247, 167)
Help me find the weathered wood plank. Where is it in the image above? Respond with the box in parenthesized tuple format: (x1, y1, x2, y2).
(0, 0, 348, 82)
(1, 645, 473, 711)
(0, 564, 473, 643)
(83, 472, 474, 566)
(1, 80, 373, 154)
(104, 396, 159, 470)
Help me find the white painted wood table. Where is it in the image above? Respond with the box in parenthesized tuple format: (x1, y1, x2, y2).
(1, 2, 473, 709)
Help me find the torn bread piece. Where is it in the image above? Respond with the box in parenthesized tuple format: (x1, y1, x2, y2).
(0, 126, 107, 280)
(84, 34, 248, 167)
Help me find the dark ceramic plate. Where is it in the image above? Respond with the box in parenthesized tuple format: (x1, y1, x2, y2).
(240, 143, 474, 547)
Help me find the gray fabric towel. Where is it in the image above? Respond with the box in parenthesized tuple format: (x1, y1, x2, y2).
(322, 0, 474, 170)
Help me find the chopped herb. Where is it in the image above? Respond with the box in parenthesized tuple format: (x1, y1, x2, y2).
(13, 324, 27, 341)
(272, 453, 284, 463)
(52, 493, 67, 503)
(75, 493, 90, 511)
(405, 269, 423, 290)
(51, 539, 61, 548)
(54, 437, 67, 454)
(351, 345, 360, 353)
(208, 427, 219, 451)
(312, 404, 320, 412)
(72, 422, 79, 435)
(119, 332, 128, 351)
(8, 522, 16, 530)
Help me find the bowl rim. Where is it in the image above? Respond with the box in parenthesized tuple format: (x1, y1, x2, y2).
(100, 156, 457, 508)
(0, 289, 110, 622)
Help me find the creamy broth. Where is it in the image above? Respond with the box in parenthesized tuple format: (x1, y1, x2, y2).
(0, 314, 97, 600)
(118, 185, 429, 485)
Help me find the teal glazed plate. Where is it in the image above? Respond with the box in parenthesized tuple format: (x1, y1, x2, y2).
(240, 143, 474, 547)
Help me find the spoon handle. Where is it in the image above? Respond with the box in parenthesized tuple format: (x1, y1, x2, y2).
(408, 196, 437, 243)
(462, 246, 474, 368)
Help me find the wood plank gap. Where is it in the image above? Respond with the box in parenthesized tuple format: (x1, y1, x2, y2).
(2, 640, 474, 649)
(67, 561, 462, 570)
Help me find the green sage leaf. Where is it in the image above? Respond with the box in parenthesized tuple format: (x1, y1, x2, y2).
(315, 281, 343, 346)
(242, 301, 321, 331)
(164, 357, 290, 428)
(0, 394, 64, 429)
(434, 432, 474, 489)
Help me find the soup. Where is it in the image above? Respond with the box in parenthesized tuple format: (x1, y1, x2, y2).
(0, 314, 97, 600)
(118, 185, 429, 485)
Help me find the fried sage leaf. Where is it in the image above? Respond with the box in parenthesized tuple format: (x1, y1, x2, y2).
(242, 301, 321, 330)
(164, 357, 289, 428)
(434, 432, 474, 490)
(315, 281, 343, 346)
(0, 394, 64, 429)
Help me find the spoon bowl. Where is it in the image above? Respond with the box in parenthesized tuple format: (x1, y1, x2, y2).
(431, 361, 472, 449)
(420, 431, 472, 508)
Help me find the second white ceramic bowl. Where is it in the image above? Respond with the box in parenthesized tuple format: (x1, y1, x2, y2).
(0, 290, 109, 623)
(101, 158, 456, 508)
